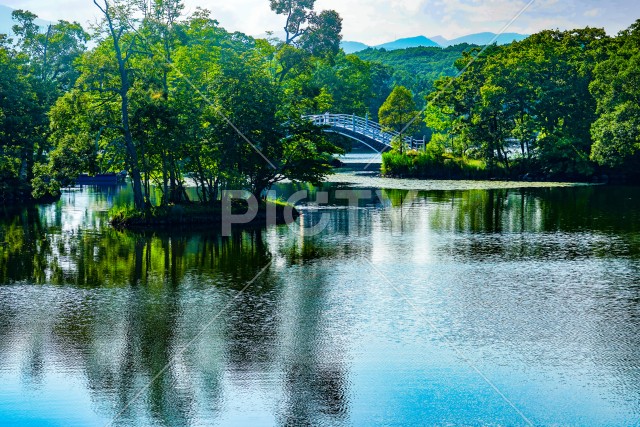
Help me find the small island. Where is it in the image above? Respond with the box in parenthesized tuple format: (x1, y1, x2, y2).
(110, 198, 299, 230)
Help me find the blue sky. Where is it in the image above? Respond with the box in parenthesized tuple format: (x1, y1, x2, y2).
(1, 0, 639, 44)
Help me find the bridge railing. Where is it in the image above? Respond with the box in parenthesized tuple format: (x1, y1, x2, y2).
(303, 114, 423, 149)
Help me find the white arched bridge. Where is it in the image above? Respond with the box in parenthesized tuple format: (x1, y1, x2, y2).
(304, 113, 425, 152)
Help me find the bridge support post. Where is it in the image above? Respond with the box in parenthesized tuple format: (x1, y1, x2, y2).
(365, 113, 369, 137)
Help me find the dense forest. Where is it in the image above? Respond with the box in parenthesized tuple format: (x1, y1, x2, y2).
(1, 0, 640, 211)
(382, 23, 640, 182)
(355, 44, 474, 105)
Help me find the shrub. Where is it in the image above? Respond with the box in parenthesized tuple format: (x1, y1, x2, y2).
(381, 150, 492, 179)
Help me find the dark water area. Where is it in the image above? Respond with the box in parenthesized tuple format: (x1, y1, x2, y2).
(1, 179, 640, 426)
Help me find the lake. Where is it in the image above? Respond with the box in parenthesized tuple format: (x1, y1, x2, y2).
(1, 170, 639, 426)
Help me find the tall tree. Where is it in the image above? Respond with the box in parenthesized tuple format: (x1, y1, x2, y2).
(140, 0, 186, 203)
(92, 0, 146, 210)
(0, 38, 40, 201)
(298, 10, 342, 58)
(269, 0, 315, 45)
(269, 0, 342, 55)
(12, 10, 89, 97)
(11, 10, 89, 185)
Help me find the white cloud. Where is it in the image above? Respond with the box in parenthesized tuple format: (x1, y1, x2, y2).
(584, 8, 601, 18)
(1, 0, 639, 44)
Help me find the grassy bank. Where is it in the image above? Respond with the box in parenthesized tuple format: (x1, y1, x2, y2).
(381, 150, 503, 179)
(110, 200, 299, 230)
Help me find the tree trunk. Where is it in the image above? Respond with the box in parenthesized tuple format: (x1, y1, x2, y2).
(501, 146, 510, 171)
(121, 95, 144, 210)
(161, 150, 169, 206)
(97, 0, 145, 211)
(168, 153, 178, 203)
(195, 159, 208, 204)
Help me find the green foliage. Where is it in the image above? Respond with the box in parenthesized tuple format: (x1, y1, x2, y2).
(0, 1, 352, 208)
(390, 136, 408, 153)
(0, 9, 88, 203)
(378, 86, 420, 134)
(270, 0, 316, 44)
(48, 91, 100, 186)
(381, 150, 489, 179)
(425, 133, 447, 159)
(426, 27, 610, 180)
(591, 103, 640, 167)
(30, 163, 60, 200)
(299, 10, 342, 58)
(270, 0, 342, 57)
(590, 21, 640, 171)
(12, 10, 89, 94)
(355, 45, 473, 105)
(48, 2, 345, 212)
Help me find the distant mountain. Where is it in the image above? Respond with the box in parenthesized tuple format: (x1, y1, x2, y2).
(0, 4, 51, 37)
(429, 35, 449, 47)
(341, 36, 439, 53)
(374, 35, 439, 50)
(431, 32, 529, 47)
(341, 41, 370, 54)
(341, 32, 529, 54)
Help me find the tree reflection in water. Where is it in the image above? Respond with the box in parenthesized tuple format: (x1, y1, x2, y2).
(1, 184, 640, 425)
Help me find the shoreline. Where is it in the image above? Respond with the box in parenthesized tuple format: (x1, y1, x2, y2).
(312, 169, 604, 191)
(110, 201, 300, 231)
(0, 192, 61, 212)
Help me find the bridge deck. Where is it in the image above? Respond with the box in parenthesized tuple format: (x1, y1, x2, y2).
(304, 114, 424, 152)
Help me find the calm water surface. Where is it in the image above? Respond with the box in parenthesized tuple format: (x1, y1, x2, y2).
(1, 172, 640, 426)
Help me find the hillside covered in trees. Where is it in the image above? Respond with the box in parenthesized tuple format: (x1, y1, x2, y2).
(355, 44, 473, 105)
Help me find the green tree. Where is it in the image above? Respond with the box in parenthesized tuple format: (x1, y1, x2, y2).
(48, 91, 100, 187)
(12, 10, 89, 98)
(590, 21, 640, 171)
(298, 10, 342, 58)
(270, 0, 315, 45)
(0, 37, 40, 202)
(12, 10, 89, 155)
(169, 9, 343, 200)
(91, 0, 147, 210)
(378, 85, 420, 135)
(427, 45, 508, 167)
(269, 0, 341, 54)
(427, 29, 607, 178)
(5, 11, 88, 199)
